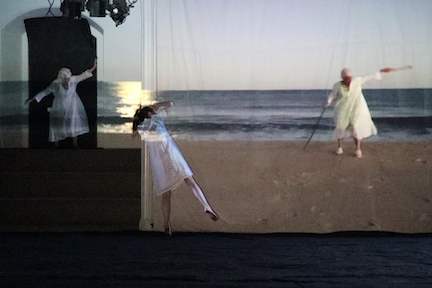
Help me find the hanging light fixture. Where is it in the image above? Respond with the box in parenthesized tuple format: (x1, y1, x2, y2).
(86, 0, 108, 17)
(108, 0, 129, 27)
(108, 0, 137, 26)
(57, 0, 137, 26)
(60, 0, 85, 19)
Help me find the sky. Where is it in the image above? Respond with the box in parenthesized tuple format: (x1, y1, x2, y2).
(155, 0, 431, 90)
(1, 0, 431, 90)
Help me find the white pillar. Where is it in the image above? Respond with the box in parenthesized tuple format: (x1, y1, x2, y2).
(139, 139, 154, 231)
(139, 0, 156, 231)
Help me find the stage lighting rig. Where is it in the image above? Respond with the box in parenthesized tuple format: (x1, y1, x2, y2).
(60, 0, 85, 19)
(59, 0, 137, 26)
(109, 0, 132, 27)
(87, 0, 108, 17)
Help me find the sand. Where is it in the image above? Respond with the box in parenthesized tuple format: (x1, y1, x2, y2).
(98, 134, 432, 234)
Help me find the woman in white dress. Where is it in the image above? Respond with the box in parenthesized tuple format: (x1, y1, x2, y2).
(326, 67, 396, 158)
(25, 59, 97, 148)
(133, 101, 219, 235)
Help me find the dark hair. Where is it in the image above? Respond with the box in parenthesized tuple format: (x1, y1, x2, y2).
(132, 106, 155, 131)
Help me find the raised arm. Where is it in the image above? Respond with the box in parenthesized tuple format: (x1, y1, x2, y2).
(88, 58, 98, 74)
(150, 101, 174, 113)
(74, 58, 98, 83)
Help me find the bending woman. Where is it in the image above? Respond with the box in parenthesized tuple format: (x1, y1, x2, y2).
(133, 101, 219, 235)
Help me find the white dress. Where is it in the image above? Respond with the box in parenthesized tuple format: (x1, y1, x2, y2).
(140, 107, 193, 196)
(34, 71, 92, 142)
(327, 72, 381, 140)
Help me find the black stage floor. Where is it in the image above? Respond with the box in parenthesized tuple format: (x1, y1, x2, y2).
(1, 232, 432, 288)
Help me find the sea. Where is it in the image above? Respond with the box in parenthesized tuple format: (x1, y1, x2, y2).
(1, 81, 432, 147)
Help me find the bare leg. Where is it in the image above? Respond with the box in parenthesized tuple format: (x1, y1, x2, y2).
(72, 137, 78, 148)
(184, 177, 219, 221)
(354, 138, 362, 158)
(336, 138, 343, 154)
(54, 141, 59, 148)
(161, 191, 172, 235)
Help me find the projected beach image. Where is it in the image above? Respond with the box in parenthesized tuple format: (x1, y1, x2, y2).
(99, 85, 432, 142)
(1, 0, 431, 147)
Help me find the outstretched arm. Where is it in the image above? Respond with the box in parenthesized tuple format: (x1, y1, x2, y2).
(25, 82, 55, 105)
(360, 65, 413, 84)
(380, 65, 413, 73)
(380, 68, 396, 73)
(25, 97, 35, 105)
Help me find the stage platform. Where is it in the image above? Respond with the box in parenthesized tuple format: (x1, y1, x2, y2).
(1, 231, 432, 287)
(0, 148, 141, 231)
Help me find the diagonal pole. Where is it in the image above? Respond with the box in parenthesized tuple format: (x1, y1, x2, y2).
(303, 106, 327, 150)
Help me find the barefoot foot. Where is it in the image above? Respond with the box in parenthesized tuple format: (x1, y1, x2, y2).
(205, 210, 219, 221)
(355, 150, 362, 158)
(336, 147, 343, 155)
(164, 222, 172, 236)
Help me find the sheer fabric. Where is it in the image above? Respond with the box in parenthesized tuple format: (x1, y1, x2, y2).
(139, 107, 193, 196)
(156, 0, 431, 91)
(154, 0, 431, 142)
(34, 71, 92, 142)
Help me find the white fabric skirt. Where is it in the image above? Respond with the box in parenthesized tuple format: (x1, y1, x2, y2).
(49, 96, 89, 142)
(334, 95, 377, 140)
(147, 136, 193, 196)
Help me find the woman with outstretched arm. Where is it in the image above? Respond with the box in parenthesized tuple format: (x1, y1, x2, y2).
(326, 67, 407, 158)
(25, 59, 98, 148)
